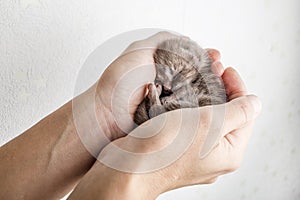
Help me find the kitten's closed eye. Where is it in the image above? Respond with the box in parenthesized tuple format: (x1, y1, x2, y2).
(134, 38, 226, 125)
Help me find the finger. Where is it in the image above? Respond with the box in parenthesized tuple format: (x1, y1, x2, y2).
(211, 61, 224, 76)
(222, 67, 247, 100)
(218, 120, 255, 172)
(206, 48, 221, 61)
(123, 31, 181, 54)
(224, 121, 254, 149)
(198, 95, 261, 159)
(222, 95, 261, 134)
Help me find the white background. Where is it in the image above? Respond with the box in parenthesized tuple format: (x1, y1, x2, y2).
(0, 0, 299, 199)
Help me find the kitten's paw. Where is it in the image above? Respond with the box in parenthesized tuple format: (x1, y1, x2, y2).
(148, 83, 161, 105)
(149, 104, 166, 118)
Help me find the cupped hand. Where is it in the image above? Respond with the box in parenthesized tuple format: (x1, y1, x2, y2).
(69, 33, 262, 199)
(73, 31, 224, 158)
(96, 64, 261, 197)
(95, 32, 222, 140)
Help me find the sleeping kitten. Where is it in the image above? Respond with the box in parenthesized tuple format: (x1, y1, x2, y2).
(134, 38, 227, 125)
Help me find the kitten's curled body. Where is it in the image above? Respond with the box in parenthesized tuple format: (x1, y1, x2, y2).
(134, 38, 226, 125)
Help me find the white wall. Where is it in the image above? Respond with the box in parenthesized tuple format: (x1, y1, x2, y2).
(0, 0, 299, 199)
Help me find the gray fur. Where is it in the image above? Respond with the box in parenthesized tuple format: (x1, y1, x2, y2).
(134, 38, 227, 125)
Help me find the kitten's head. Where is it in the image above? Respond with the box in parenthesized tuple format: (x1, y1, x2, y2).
(153, 38, 213, 107)
(154, 62, 198, 106)
(153, 38, 205, 94)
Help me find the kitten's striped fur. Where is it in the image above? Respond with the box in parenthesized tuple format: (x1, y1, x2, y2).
(134, 38, 226, 125)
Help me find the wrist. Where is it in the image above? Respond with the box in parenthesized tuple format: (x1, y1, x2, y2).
(94, 95, 125, 141)
(69, 161, 162, 200)
(72, 84, 117, 156)
(100, 165, 161, 200)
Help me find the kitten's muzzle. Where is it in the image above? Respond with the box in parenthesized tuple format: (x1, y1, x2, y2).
(160, 85, 173, 97)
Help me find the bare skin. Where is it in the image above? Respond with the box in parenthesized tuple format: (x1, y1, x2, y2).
(0, 32, 203, 199)
(69, 64, 261, 200)
(0, 32, 261, 199)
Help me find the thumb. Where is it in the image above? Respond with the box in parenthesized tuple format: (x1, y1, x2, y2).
(222, 95, 261, 135)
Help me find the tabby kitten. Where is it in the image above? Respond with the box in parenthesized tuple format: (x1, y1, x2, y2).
(134, 38, 226, 125)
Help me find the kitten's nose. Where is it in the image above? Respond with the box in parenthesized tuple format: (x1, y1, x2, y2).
(163, 85, 173, 95)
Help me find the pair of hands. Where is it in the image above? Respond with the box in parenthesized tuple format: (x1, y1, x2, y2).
(70, 32, 261, 198)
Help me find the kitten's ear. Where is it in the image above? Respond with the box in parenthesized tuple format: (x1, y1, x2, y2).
(123, 32, 181, 55)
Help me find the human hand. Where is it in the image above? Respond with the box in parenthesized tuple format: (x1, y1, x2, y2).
(69, 64, 262, 199)
(96, 32, 225, 137)
(69, 31, 262, 199)
(82, 67, 261, 199)
(73, 31, 224, 156)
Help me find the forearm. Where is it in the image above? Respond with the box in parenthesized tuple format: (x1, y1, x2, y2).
(68, 160, 160, 200)
(0, 100, 93, 199)
(0, 85, 113, 199)
(68, 114, 182, 200)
